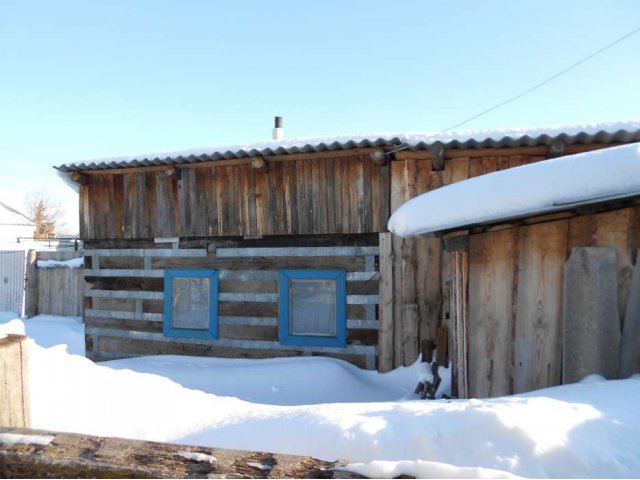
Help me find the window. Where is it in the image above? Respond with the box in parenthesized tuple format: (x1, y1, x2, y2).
(278, 269, 346, 347)
(164, 269, 219, 340)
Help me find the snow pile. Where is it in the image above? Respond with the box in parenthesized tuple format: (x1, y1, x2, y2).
(389, 142, 640, 237)
(105, 355, 422, 405)
(36, 257, 84, 269)
(0, 433, 55, 446)
(1, 315, 639, 478)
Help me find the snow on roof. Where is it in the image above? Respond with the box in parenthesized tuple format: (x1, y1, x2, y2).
(55, 119, 640, 173)
(0, 201, 35, 227)
(388, 142, 640, 237)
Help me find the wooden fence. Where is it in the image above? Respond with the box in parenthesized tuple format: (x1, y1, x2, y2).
(25, 250, 84, 317)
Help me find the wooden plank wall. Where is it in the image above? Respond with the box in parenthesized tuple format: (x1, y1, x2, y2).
(35, 251, 84, 317)
(380, 152, 545, 371)
(83, 240, 379, 369)
(80, 154, 387, 240)
(458, 205, 640, 398)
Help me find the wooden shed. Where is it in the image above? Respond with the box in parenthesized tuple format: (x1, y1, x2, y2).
(389, 141, 640, 398)
(55, 121, 640, 376)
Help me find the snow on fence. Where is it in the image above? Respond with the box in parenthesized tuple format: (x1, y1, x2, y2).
(25, 250, 84, 317)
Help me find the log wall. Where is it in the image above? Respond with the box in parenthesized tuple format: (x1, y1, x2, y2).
(84, 238, 379, 369)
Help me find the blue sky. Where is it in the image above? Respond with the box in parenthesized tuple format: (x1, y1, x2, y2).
(1, 0, 639, 232)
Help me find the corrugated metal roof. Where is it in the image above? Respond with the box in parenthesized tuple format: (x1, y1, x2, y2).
(55, 120, 640, 173)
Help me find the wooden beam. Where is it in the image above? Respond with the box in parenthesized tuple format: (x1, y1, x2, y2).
(251, 157, 269, 171)
(24, 250, 38, 318)
(84, 248, 207, 257)
(378, 232, 394, 372)
(84, 289, 164, 300)
(85, 309, 163, 322)
(84, 269, 164, 278)
(429, 142, 445, 171)
(214, 246, 379, 258)
(0, 427, 361, 479)
(443, 231, 470, 252)
(69, 172, 89, 185)
(85, 326, 377, 356)
(450, 251, 469, 398)
(370, 148, 387, 166)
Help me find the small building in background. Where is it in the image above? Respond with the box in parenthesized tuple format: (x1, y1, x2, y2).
(0, 201, 35, 247)
(55, 120, 640, 395)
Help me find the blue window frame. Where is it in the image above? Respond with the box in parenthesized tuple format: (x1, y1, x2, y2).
(278, 269, 347, 347)
(164, 269, 219, 340)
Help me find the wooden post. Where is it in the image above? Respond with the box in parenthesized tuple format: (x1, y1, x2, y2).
(0, 335, 31, 428)
(450, 249, 469, 398)
(24, 250, 38, 318)
(402, 304, 419, 365)
(378, 233, 394, 372)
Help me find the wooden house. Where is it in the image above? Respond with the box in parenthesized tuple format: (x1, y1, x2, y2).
(389, 141, 640, 398)
(55, 121, 640, 381)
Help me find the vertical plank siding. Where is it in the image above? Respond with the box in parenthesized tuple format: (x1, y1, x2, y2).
(35, 251, 84, 317)
(80, 154, 389, 240)
(452, 209, 639, 398)
(513, 222, 567, 393)
(468, 229, 518, 398)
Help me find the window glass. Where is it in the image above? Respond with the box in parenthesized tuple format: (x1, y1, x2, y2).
(172, 277, 210, 330)
(289, 279, 336, 336)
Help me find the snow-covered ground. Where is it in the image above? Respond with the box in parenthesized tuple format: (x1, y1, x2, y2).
(1, 313, 639, 478)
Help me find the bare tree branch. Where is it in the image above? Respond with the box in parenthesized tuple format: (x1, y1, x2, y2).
(23, 191, 67, 239)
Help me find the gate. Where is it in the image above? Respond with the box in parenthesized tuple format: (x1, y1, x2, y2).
(0, 250, 26, 315)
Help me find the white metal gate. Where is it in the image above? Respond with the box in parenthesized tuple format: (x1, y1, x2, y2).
(0, 250, 26, 315)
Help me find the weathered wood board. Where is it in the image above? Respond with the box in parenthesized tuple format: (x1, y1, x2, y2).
(468, 229, 518, 398)
(513, 221, 567, 393)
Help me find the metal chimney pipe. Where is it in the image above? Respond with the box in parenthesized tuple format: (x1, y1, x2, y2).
(272, 116, 284, 140)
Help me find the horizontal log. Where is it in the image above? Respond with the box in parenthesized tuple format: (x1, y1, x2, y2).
(90, 337, 371, 369)
(347, 295, 379, 305)
(219, 302, 278, 317)
(220, 324, 278, 342)
(85, 309, 163, 322)
(219, 270, 278, 281)
(85, 316, 163, 334)
(219, 293, 277, 303)
(86, 277, 164, 292)
(86, 327, 377, 356)
(219, 280, 277, 294)
(152, 256, 369, 271)
(346, 320, 379, 329)
(99, 256, 145, 269)
(84, 249, 207, 257)
(85, 289, 164, 300)
(219, 316, 278, 326)
(346, 271, 379, 281)
(0, 427, 360, 479)
(91, 298, 136, 312)
(85, 269, 165, 278)
(85, 233, 379, 250)
(215, 246, 379, 258)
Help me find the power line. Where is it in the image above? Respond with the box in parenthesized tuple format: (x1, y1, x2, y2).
(441, 25, 640, 133)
